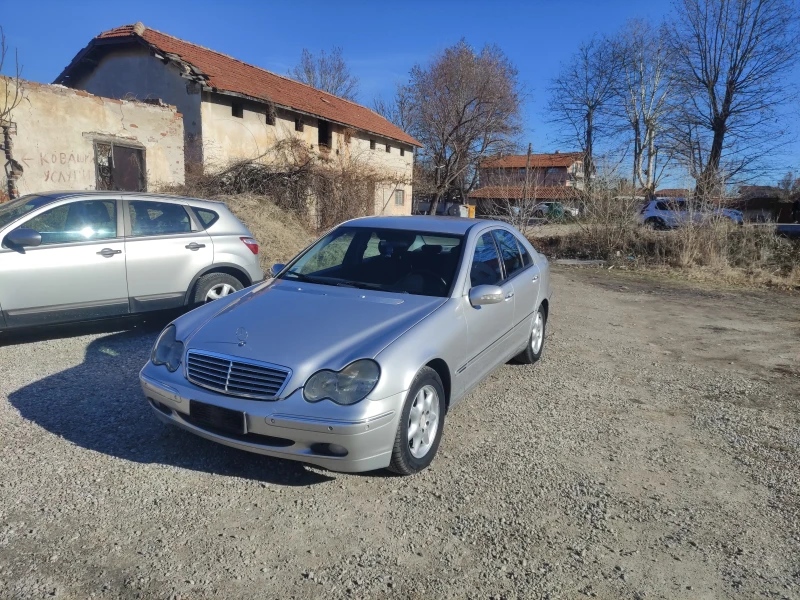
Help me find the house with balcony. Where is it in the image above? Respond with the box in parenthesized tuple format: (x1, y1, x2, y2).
(468, 151, 584, 215)
(477, 151, 585, 189)
(55, 23, 420, 215)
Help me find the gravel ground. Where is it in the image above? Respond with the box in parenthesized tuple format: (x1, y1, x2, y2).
(0, 267, 798, 600)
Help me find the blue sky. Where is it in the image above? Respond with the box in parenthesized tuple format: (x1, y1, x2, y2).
(3, 0, 799, 185)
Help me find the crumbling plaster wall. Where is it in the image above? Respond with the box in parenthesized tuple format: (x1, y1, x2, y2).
(1, 77, 184, 196)
(201, 93, 414, 216)
(69, 46, 203, 164)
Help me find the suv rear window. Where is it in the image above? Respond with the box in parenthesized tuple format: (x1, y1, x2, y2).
(194, 208, 220, 228)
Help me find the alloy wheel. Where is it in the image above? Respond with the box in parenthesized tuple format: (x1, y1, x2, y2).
(205, 283, 236, 302)
(531, 311, 544, 354)
(408, 385, 440, 459)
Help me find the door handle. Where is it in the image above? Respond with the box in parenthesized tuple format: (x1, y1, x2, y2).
(532, 275, 539, 282)
(185, 243, 206, 251)
(504, 292, 514, 301)
(97, 248, 122, 257)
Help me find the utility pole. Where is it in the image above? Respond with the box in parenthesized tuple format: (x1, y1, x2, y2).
(521, 143, 532, 203)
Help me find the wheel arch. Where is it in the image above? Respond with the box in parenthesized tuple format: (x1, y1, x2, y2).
(540, 298, 549, 321)
(183, 263, 253, 306)
(424, 358, 452, 412)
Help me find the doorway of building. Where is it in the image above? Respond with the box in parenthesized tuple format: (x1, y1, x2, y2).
(95, 142, 146, 192)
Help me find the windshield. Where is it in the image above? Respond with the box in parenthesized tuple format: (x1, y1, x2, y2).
(0, 195, 54, 230)
(279, 226, 464, 297)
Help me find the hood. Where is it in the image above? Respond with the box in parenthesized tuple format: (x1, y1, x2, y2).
(183, 279, 446, 392)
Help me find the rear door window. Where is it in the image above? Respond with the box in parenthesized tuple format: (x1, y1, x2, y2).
(128, 201, 192, 237)
(492, 229, 525, 278)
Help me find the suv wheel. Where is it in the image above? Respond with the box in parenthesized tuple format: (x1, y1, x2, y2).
(193, 273, 244, 304)
(644, 217, 666, 230)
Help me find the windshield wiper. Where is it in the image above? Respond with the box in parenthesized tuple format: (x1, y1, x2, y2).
(282, 271, 328, 285)
(334, 280, 385, 291)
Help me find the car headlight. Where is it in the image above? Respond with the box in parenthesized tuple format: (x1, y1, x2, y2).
(303, 359, 380, 405)
(151, 325, 184, 372)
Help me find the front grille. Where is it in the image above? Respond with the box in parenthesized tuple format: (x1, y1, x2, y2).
(186, 350, 291, 400)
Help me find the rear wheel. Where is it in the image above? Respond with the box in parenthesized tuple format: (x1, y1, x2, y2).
(192, 272, 244, 304)
(388, 367, 446, 475)
(514, 305, 546, 364)
(644, 217, 666, 230)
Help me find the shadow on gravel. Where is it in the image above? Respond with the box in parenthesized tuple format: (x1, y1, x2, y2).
(7, 329, 334, 486)
(0, 312, 176, 347)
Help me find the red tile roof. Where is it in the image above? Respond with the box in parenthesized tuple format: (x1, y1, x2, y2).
(64, 23, 421, 147)
(480, 152, 583, 169)
(468, 185, 582, 201)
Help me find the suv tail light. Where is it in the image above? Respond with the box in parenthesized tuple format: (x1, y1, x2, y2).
(240, 237, 259, 255)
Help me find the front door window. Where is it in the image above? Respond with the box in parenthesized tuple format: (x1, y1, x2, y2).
(21, 200, 117, 245)
(469, 232, 503, 287)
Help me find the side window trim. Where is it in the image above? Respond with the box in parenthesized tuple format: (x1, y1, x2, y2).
(489, 229, 508, 280)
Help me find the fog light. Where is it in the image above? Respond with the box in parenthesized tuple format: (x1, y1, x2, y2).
(328, 443, 348, 457)
(310, 443, 349, 457)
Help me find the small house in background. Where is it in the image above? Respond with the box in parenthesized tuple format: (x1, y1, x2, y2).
(0, 76, 184, 199)
(477, 152, 586, 189)
(468, 151, 584, 216)
(55, 22, 421, 216)
(735, 186, 794, 223)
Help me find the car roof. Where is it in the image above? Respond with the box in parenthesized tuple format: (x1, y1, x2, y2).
(23, 190, 225, 209)
(342, 215, 502, 235)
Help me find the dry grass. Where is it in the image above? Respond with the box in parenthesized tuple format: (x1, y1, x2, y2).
(220, 193, 315, 272)
(533, 221, 800, 290)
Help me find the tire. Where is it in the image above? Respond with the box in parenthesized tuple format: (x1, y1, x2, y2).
(192, 272, 244, 304)
(388, 367, 446, 475)
(514, 305, 546, 364)
(644, 217, 665, 230)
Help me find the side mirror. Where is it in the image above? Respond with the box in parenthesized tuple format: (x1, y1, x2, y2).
(468, 284, 504, 307)
(270, 263, 286, 277)
(4, 227, 42, 249)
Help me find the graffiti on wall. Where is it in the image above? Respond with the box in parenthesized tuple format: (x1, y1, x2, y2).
(36, 149, 95, 185)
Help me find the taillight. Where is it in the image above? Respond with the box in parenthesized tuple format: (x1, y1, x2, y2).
(240, 236, 259, 255)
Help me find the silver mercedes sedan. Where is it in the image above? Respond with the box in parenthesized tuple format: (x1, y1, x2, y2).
(140, 216, 551, 475)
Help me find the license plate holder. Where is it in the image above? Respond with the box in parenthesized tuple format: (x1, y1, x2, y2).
(189, 400, 247, 436)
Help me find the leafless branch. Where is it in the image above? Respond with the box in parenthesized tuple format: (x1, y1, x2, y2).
(289, 47, 360, 101)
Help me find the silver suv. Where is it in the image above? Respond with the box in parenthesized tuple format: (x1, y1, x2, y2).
(0, 191, 263, 330)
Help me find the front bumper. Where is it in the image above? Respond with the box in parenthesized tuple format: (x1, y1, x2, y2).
(139, 364, 404, 473)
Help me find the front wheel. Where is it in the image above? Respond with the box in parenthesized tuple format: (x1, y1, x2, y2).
(388, 367, 446, 475)
(514, 305, 546, 364)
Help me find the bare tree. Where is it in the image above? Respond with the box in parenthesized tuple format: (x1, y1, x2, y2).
(1, 25, 23, 200)
(667, 0, 800, 196)
(372, 85, 413, 131)
(289, 47, 359, 101)
(777, 170, 800, 194)
(403, 40, 522, 215)
(612, 19, 675, 197)
(548, 37, 621, 191)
